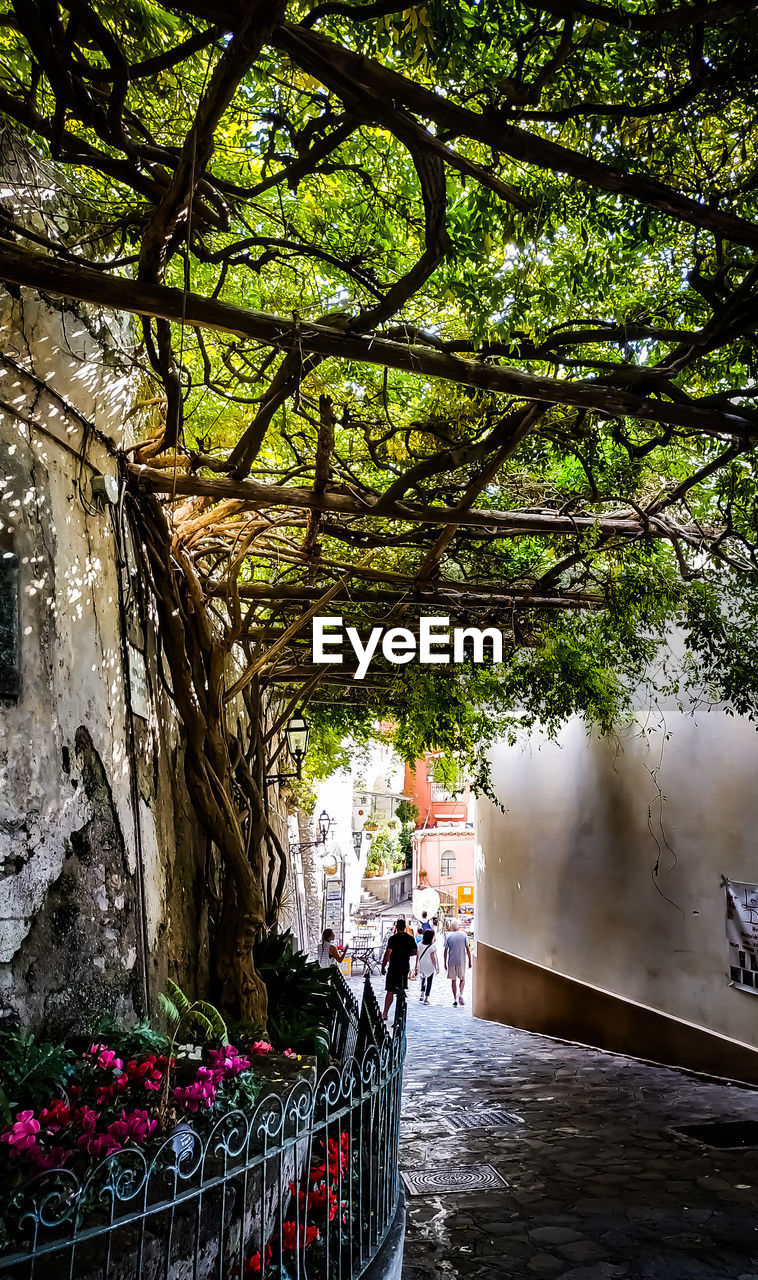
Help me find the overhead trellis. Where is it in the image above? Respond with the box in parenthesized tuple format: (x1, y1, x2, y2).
(3, 0, 758, 1019)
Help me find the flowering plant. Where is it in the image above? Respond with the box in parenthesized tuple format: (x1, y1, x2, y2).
(238, 1130, 352, 1276)
(0, 1035, 287, 1181)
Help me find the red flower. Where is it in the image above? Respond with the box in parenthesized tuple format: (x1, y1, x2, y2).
(26, 1144, 70, 1171)
(39, 1100, 73, 1133)
(307, 1183, 339, 1220)
(280, 1220, 319, 1253)
(326, 1133, 350, 1175)
(78, 1131, 122, 1159)
(242, 1244, 272, 1275)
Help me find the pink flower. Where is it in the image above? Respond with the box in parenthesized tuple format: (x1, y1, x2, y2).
(1, 1111, 40, 1152)
(76, 1106, 100, 1133)
(97, 1049, 123, 1073)
(85, 1044, 123, 1072)
(106, 1118, 131, 1144)
(207, 1046, 251, 1076)
(282, 1049, 296, 1059)
(172, 1079, 216, 1113)
(250, 1041, 272, 1055)
(106, 1109, 157, 1146)
(78, 1131, 122, 1159)
(27, 1145, 70, 1171)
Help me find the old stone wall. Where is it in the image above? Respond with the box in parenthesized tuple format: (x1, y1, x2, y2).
(0, 292, 305, 1034)
(0, 280, 152, 1032)
(0, 134, 308, 1032)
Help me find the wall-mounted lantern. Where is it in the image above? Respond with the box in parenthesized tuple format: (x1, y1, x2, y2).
(266, 711, 310, 785)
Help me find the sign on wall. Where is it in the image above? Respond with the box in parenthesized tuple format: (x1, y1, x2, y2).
(725, 880, 758, 993)
(0, 551, 20, 700)
(324, 878, 344, 941)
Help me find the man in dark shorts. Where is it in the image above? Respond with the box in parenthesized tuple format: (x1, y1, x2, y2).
(381, 918, 418, 1020)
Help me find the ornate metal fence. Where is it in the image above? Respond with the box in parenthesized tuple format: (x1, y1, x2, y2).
(0, 974, 406, 1280)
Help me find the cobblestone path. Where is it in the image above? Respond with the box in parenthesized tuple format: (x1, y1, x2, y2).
(375, 969, 758, 1279)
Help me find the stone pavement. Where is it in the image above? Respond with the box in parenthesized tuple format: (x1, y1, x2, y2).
(362, 967, 758, 1279)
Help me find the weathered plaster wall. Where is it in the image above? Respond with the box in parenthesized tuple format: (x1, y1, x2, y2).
(476, 707, 758, 1053)
(0, 282, 148, 1032)
(0, 134, 308, 1030)
(0, 280, 300, 1029)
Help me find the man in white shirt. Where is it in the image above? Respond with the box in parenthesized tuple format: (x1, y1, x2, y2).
(443, 920, 472, 1007)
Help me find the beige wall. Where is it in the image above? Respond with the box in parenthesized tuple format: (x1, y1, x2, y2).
(476, 709, 758, 1051)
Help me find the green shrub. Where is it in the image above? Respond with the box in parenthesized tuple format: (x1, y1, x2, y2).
(0, 1032, 76, 1124)
(365, 823, 404, 875)
(251, 930, 332, 1063)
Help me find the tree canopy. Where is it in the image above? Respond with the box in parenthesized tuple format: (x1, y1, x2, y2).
(2, 0, 758, 843)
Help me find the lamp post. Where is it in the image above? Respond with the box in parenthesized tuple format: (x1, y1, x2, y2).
(265, 711, 311, 785)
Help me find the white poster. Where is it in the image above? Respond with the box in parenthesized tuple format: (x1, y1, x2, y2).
(324, 877, 344, 939)
(725, 880, 758, 993)
(128, 644, 150, 721)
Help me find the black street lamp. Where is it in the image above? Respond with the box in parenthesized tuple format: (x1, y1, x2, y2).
(293, 810, 332, 850)
(285, 712, 310, 769)
(266, 711, 310, 785)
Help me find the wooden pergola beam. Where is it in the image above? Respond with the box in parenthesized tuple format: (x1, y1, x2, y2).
(134, 464, 708, 543)
(217, 580, 600, 609)
(0, 242, 755, 442)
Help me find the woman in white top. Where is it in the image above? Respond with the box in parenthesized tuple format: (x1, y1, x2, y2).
(317, 928, 347, 968)
(417, 929, 439, 1004)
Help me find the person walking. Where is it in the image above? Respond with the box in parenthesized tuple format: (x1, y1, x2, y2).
(380, 918, 418, 1020)
(317, 928, 347, 968)
(417, 928, 439, 1004)
(444, 919, 472, 1006)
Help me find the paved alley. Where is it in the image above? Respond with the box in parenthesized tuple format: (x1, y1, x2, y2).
(372, 968, 758, 1279)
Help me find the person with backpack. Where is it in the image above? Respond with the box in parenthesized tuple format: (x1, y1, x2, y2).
(417, 928, 439, 1004)
(380, 918, 418, 1020)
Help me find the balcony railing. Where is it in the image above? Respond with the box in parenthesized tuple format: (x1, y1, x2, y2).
(0, 973, 406, 1280)
(430, 783, 463, 802)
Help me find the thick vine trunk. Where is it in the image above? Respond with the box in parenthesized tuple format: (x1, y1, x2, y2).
(216, 886, 268, 1029)
(130, 487, 270, 1027)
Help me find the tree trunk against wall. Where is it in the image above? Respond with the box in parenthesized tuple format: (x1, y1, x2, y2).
(129, 487, 269, 1027)
(297, 809, 323, 954)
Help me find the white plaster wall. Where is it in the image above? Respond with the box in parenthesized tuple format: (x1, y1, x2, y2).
(317, 767, 361, 940)
(476, 708, 758, 1047)
(0, 283, 146, 1018)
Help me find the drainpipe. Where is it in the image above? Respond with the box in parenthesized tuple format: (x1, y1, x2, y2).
(110, 496, 151, 1018)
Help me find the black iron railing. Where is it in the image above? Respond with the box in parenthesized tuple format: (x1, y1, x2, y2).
(0, 974, 405, 1280)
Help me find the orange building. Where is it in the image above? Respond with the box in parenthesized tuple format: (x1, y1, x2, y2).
(403, 756, 470, 828)
(404, 757, 475, 915)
